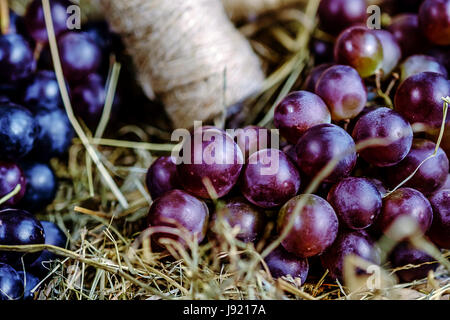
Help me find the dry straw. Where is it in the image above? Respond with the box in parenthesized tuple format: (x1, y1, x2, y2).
(95, 0, 265, 129)
(223, 0, 305, 21)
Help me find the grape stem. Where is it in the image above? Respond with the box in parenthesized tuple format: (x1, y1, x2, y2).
(0, 184, 21, 206)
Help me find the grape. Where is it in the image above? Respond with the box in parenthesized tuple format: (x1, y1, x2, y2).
(327, 177, 382, 230)
(177, 127, 243, 199)
(370, 178, 388, 197)
(146, 156, 179, 200)
(376, 188, 433, 237)
(303, 63, 333, 93)
(439, 174, 450, 191)
(29, 221, 67, 276)
(32, 108, 74, 160)
(427, 189, 450, 248)
(318, 0, 367, 35)
(24, 0, 70, 43)
(321, 230, 380, 280)
(274, 91, 331, 144)
(310, 39, 334, 64)
(0, 162, 26, 208)
(372, 29, 402, 78)
(147, 189, 209, 246)
(386, 139, 449, 195)
(264, 246, 309, 283)
(0, 34, 35, 83)
(17, 271, 40, 300)
(352, 107, 413, 167)
(388, 14, 427, 57)
(419, 0, 450, 46)
(57, 32, 102, 84)
(394, 72, 450, 127)
(71, 73, 121, 129)
(315, 65, 367, 121)
(426, 46, 450, 73)
(0, 263, 23, 301)
(346, 106, 379, 136)
(400, 55, 448, 82)
(22, 70, 63, 112)
(295, 124, 357, 183)
(241, 149, 300, 208)
(277, 194, 339, 258)
(20, 162, 58, 212)
(334, 26, 384, 78)
(0, 209, 45, 265)
(389, 242, 438, 282)
(0, 103, 37, 161)
(210, 197, 265, 243)
(235, 126, 272, 160)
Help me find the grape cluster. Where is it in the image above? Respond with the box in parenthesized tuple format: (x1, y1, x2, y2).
(0, 0, 121, 300)
(146, 0, 450, 285)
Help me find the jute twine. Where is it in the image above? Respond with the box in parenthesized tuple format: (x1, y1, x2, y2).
(95, 0, 265, 129)
(223, 0, 305, 21)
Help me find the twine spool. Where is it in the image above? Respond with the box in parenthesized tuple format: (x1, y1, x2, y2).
(222, 0, 305, 21)
(95, 0, 265, 129)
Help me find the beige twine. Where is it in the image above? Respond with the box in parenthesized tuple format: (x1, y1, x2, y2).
(222, 0, 305, 21)
(95, 0, 265, 129)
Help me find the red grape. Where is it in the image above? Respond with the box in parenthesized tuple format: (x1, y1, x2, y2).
(418, 0, 450, 45)
(400, 55, 448, 82)
(388, 14, 427, 57)
(334, 26, 384, 78)
(274, 91, 331, 144)
(0, 162, 26, 207)
(177, 127, 243, 199)
(303, 63, 334, 93)
(264, 246, 309, 283)
(321, 230, 380, 280)
(146, 156, 179, 200)
(372, 29, 402, 78)
(352, 107, 413, 167)
(315, 65, 367, 121)
(376, 188, 433, 237)
(327, 177, 382, 230)
(394, 72, 450, 127)
(318, 0, 367, 35)
(241, 149, 300, 208)
(147, 189, 209, 246)
(295, 124, 357, 183)
(277, 194, 339, 258)
(427, 189, 450, 248)
(235, 126, 272, 160)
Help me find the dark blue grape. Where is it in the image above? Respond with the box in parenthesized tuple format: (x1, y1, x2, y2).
(0, 263, 23, 300)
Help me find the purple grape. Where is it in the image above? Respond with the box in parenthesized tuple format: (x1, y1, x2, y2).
(0, 103, 37, 161)
(177, 127, 243, 199)
(346, 105, 379, 136)
(389, 242, 438, 282)
(0, 34, 35, 83)
(146, 156, 179, 200)
(71, 73, 120, 129)
(210, 197, 265, 243)
(277, 194, 339, 258)
(376, 188, 433, 237)
(321, 230, 380, 280)
(0, 263, 23, 300)
(0, 209, 45, 265)
(394, 72, 450, 128)
(327, 177, 382, 230)
(352, 107, 413, 167)
(334, 26, 384, 78)
(315, 65, 367, 121)
(438, 174, 450, 191)
(310, 39, 334, 64)
(295, 124, 357, 183)
(147, 189, 209, 246)
(22, 70, 63, 112)
(264, 246, 309, 283)
(427, 189, 450, 248)
(241, 149, 300, 208)
(318, 0, 367, 35)
(400, 55, 448, 82)
(372, 29, 402, 77)
(388, 14, 428, 57)
(274, 91, 331, 144)
(57, 32, 102, 84)
(426, 46, 450, 73)
(386, 139, 449, 195)
(24, 0, 70, 43)
(302, 63, 334, 93)
(235, 126, 272, 160)
(418, 0, 450, 46)
(0, 162, 26, 208)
